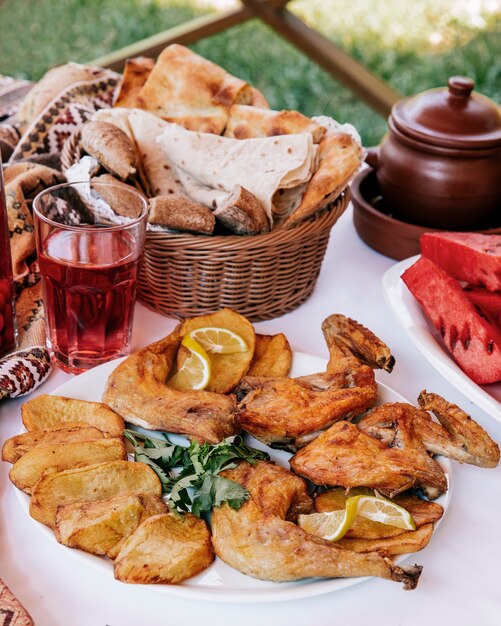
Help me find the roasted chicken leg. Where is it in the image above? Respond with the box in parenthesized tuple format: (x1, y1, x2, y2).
(211, 460, 422, 589)
(235, 315, 394, 451)
(103, 326, 236, 443)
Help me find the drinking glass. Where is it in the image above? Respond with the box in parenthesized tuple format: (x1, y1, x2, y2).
(33, 180, 148, 374)
(0, 158, 17, 357)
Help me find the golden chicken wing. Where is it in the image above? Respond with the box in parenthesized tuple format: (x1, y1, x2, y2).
(235, 315, 394, 451)
(290, 419, 447, 499)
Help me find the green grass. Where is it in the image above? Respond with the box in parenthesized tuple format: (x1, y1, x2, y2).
(1, 0, 499, 146)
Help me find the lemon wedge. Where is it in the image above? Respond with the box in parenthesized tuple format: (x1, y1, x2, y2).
(169, 335, 211, 391)
(352, 494, 416, 530)
(298, 493, 415, 541)
(298, 507, 356, 542)
(189, 326, 249, 354)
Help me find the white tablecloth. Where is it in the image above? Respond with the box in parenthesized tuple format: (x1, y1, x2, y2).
(1, 206, 500, 626)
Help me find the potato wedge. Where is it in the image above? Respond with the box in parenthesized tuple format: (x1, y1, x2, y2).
(114, 512, 214, 584)
(30, 460, 161, 528)
(55, 493, 167, 559)
(314, 488, 443, 539)
(10, 438, 127, 495)
(22, 395, 124, 437)
(2, 424, 105, 464)
(248, 333, 292, 377)
(179, 308, 255, 393)
(337, 523, 435, 555)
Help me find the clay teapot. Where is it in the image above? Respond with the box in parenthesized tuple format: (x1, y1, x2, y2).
(366, 76, 501, 230)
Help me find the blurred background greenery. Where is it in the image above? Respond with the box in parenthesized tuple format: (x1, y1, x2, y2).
(0, 0, 499, 145)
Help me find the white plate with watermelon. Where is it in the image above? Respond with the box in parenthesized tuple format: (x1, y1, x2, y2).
(383, 255, 501, 424)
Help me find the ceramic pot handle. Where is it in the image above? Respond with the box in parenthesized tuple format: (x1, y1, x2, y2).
(365, 146, 379, 169)
(448, 76, 475, 98)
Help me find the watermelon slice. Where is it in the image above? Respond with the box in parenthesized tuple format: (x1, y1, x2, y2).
(463, 286, 501, 329)
(420, 232, 501, 291)
(402, 257, 501, 384)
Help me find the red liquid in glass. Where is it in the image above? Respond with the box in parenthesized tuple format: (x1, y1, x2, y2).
(38, 227, 141, 373)
(0, 184, 16, 356)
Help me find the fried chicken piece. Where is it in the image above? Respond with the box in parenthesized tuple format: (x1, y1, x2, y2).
(290, 418, 447, 499)
(235, 315, 394, 451)
(103, 325, 236, 444)
(417, 391, 500, 468)
(358, 394, 499, 468)
(211, 461, 421, 589)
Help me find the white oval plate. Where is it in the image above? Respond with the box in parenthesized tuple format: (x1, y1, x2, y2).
(383, 256, 501, 424)
(16, 351, 451, 603)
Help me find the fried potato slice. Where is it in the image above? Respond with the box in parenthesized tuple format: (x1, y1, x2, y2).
(10, 439, 127, 495)
(179, 308, 255, 394)
(22, 395, 124, 437)
(30, 460, 161, 528)
(55, 493, 167, 559)
(315, 487, 443, 539)
(337, 523, 435, 555)
(2, 424, 106, 464)
(114, 512, 214, 584)
(247, 333, 292, 377)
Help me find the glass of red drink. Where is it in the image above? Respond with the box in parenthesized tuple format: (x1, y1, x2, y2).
(33, 180, 148, 374)
(0, 159, 17, 357)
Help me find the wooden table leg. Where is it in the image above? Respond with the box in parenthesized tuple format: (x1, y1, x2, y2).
(241, 0, 400, 117)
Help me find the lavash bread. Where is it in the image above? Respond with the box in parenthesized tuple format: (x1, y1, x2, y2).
(17, 63, 101, 132)
(76, 45, 363, 235)
(283, 131, 363, 227)
(148, 194, 215, 235)
(92, 174, 146, 219)
(213, 186, 269, 235)
(249, 86, 270, 109)
(114, 56, 155, 108)
(156, 123, 318, 222)
(92, 107, 135, 142)
(135, 44, 253, 134)
(81, 121, 137, 181)
(127, 109, 187, 198)
(224, 104, 326, 143)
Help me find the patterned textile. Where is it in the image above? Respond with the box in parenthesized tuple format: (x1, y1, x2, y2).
(0, 75, 32, 160)
(0, 69, 121, 399)
(0, 577, 34, 626)
(10, 72, 119, 162)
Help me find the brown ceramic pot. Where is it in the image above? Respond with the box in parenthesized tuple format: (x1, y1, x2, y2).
(367, 76, 501, 230)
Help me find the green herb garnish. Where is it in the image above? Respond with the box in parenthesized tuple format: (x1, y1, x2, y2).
(124, 430, 269, 517)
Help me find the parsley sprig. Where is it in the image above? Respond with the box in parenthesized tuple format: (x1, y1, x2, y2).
(124, 430, 269, 517)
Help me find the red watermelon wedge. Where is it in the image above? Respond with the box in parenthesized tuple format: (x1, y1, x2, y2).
(463, 286, 501, 329)
(402, 257, 501, 384)
(420, 232, 501, 292)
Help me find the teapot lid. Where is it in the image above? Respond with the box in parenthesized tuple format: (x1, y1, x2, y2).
(391, 77, 501, 149)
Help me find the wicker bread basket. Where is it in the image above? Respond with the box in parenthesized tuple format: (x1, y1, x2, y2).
(61, 130, 349, 321)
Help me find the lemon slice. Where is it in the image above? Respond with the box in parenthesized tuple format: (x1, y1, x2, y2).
(298, 508, 355, 541)
(189, 326, 249, 354)
(169, 335, 211, 391)
(351, 495, 416, 530)
(298, 493, 415, 541)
